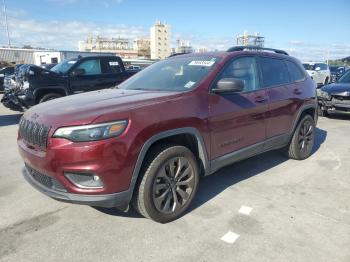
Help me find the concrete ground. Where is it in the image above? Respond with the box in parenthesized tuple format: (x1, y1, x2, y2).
(0, 94, 349, 262)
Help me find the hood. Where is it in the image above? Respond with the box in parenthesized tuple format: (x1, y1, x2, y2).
(321, 82, 350, 95)
(23, 88, 181, 128)
(18, 65, 59, 81)
(306, 70, 315, 76)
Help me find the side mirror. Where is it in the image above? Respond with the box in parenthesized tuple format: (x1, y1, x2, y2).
(71, 68, 86, 77)
(212, 78, 244, 94)
(315, 67, 321, 71)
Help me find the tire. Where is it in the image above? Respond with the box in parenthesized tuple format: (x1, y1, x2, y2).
(39, 93, 62, 103)
(133, 143, 199, 223)
(324, 77, 329, 85)
(317, 104, 328, 117)
(286, 115, 315, 160)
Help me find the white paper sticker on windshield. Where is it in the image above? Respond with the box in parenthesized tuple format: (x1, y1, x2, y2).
(109, 61, 119, 66)
(188, 60, 215, 67)
(68, 60, 77, 64)
(184, 81, 196, 88)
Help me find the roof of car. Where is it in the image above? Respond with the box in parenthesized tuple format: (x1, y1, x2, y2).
(168, 46, 294, 60)
(302, 62, 327, 65)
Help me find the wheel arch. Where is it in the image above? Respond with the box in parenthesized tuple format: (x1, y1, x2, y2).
(33, 87, 68, 103)
(291, 104, 317, 134)
(128, 128, 210, 199)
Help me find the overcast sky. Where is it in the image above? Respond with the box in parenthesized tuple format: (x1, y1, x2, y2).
(1, 0, 349, 61)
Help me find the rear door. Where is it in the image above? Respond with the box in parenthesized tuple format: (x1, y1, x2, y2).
(69, 58, 104, 93)
(208, 56, 268, 159)
(257, 56, 295, 140)
(100, 57, 129, 88)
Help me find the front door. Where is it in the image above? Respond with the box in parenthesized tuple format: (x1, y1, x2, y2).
(208, 56, 268, 160)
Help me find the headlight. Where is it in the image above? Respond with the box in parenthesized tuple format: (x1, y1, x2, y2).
(53, 120, 128, 142)
(22, 81, 30, 90)
(317, 89, 330, 100)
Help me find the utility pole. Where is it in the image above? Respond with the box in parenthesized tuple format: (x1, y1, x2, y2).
(2, 0, 10, 47)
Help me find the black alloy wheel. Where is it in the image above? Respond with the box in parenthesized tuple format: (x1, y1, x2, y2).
(153, 157, 195, 213)
(133, 144, 199, 223)
(297, 118, 314, 157)
(286, 115, 316, 160)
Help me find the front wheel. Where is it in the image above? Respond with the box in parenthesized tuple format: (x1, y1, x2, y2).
(133, 144, 199, 223)
(286, 115, 315, 160)
(318, 104, 328, 117)
(324, 77, 329, 85)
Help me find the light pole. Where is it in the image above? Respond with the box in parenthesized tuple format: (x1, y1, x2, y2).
(2, 0, 10, 47)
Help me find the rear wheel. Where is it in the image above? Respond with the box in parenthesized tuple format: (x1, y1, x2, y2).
(286, 115, 315, 160)
(133, 144, 199, 223)
(39, 93, 62, 103)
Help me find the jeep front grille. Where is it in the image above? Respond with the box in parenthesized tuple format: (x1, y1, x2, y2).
(19, 117, 50, 149)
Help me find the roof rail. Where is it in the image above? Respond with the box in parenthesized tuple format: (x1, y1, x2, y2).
(227, 46, 289, 56)
(168, 53, 187, 58)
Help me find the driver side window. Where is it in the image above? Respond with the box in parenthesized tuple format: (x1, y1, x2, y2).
(76, 59, 102, 75)
(217, 57, 259, 92)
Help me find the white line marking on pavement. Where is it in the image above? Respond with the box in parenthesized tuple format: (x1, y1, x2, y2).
(238, 205, 252, 215)
(220, 231, 240, 244)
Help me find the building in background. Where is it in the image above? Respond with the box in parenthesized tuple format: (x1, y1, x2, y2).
(0, 47, 41, 64)
(196, 47, 208, 53)
(236, 32, 265, 47)
(150, 21, 171, 59)
(79, 36, 138, 58)
(174, 40, 193, 54)
(133, 38, 151, 58)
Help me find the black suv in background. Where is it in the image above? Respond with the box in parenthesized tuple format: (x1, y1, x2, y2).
(330, 66, 348, 83)
(1, 56, 139, 111)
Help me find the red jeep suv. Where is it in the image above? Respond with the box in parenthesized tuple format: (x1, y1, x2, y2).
(18, 46, 317, 223)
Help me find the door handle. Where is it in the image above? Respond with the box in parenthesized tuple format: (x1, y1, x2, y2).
(293, 89, 302, 95)
(254, 96, 268, 103)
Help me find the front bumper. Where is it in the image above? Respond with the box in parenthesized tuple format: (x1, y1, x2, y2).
(1, 89, 35, 111)
(23, 165, 131, 208)
(318, 96, 350, 114)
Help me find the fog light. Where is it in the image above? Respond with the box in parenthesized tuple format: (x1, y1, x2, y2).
(64, 172, 104, 189)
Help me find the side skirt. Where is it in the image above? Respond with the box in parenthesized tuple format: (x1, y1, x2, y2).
(209, 133, 290, 175)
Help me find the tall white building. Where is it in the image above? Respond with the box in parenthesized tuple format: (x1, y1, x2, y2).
(150, 21, 171, 59)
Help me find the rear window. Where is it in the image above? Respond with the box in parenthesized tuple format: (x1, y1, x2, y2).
(259, 57, 290, 87)
(285, 60, 305, 82)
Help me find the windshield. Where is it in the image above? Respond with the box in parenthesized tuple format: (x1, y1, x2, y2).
(303, 63, 316, 70)
(119, 56, 220, 91)
(338, 70, 350, 83)
(330, 66, 345, 73)
(50, 59, 77, 74)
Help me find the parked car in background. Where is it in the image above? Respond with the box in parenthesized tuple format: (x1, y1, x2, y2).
(3, 74, 16, 91)
(303, 62, 330, 86)
(18, 46, 317, 223)
(330, 66, 348, 83)
(0, 66, 14, 92)
(1, 55, 139, 111)
(126, 65, 141, 70)
(317, 69, 350, 116)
